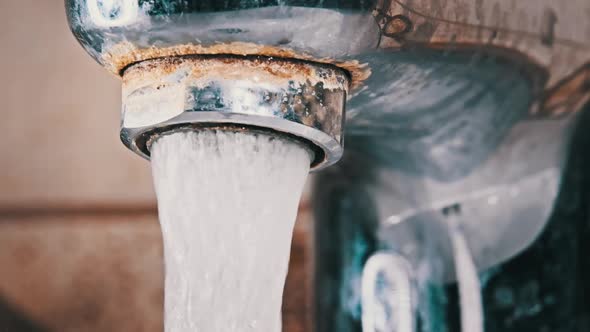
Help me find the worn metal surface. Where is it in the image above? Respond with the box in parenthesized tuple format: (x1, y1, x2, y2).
(65, 2, 377, 87)
(374, 0, 590, 115)
(106, 42, 372, 91)
(66, 0, 590, 114)
(121, 56, 349, 170)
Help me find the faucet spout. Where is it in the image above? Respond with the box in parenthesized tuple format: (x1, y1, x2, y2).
(120, 55, 349, 171)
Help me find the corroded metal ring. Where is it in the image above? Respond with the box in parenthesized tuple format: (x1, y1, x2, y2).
(120, 55, 349, 171)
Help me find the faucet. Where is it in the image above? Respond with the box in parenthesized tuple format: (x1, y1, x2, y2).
(65, 1, 590, 331)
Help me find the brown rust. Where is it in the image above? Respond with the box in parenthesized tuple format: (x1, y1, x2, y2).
(539, 62, 590, 116)
(386, 17, 409, 35)
(122, 56, 350, 95)
(104, 41, 370, 90)
(382, 15, 414, 39)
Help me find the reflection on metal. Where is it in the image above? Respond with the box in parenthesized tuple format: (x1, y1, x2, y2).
(379, 168, 561, 282)
(86, 0, 139, 27)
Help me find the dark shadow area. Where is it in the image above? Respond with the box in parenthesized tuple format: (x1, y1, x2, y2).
(444, 102, 590, 332)
(315, 96, 590, 331)
(0, 296, 49, 332)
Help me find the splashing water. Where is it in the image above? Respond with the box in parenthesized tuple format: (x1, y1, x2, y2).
(151, 130, 311, 331)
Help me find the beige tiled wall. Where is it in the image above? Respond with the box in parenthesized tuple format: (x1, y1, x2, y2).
(0, 210, 312, 332)
(0, 0, 155, 209)
(0, 214, 164, 332)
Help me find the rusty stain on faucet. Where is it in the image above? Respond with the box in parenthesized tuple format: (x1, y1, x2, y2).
(122, 55, 349, 93)
(103, 42, 371, 91)
(538, 62, 590, 116)
(383, 15, 414, 40)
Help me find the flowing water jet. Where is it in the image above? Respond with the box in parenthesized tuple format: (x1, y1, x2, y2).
(151, 130, 311, 331)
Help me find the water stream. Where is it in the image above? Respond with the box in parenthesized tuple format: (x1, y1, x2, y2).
(150, 130, 311, 331)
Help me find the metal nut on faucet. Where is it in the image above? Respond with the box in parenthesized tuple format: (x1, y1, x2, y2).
(120, 55, 350, 171)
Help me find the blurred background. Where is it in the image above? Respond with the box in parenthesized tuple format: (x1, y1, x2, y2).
(0, 1, 313, 331)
